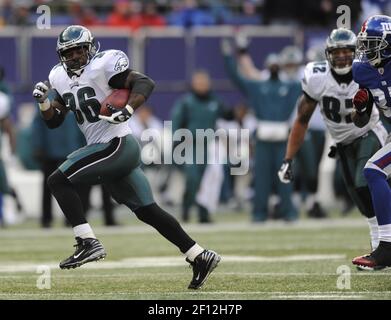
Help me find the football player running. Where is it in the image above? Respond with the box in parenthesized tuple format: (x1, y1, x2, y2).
(351, 15, 391, 270)
(278, 28, 388, 269)
(32, 25, 220, 289)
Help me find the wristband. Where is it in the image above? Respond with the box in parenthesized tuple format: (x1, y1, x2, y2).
(356, 106, 367, 114)
(125, 104, 134, 115)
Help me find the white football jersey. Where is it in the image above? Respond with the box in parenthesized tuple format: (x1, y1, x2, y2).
(49, 49, 132, 145)
(302, 60, 381, 145)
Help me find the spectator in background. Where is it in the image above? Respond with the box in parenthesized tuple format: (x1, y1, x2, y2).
(9, 0, 32, 26)
(262, 0, 299, 25)
(0, 0, 13, 26)
(67, 1, 100, 27)
(205, 0, 232, 25)
(228, 0, 262, 26)
(167, 0, 215, 28)
(31, 110, 87, 228)
(106, 0, 141, 30)
(299, 0, 361, 28)
(263, 0, 361, 28)
(134, 1, 166, 29)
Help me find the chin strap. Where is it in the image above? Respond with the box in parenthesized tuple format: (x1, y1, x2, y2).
(333, 66, 352, 75)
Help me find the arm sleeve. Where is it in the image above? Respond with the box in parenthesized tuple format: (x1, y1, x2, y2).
(43, 107, 66, 129)
(50, 89, 65, 105)
(108, 69, 155, 100)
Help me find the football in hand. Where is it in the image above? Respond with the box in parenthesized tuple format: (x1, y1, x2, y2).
(100, 89, 130, 116)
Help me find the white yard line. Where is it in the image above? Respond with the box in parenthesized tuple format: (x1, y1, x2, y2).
(0, 254, 346, 273)
(1, 271, 391, 279)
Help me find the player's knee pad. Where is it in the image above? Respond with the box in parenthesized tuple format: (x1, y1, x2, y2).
(355, 186, 375, 219)
(47, 169, 71, 192)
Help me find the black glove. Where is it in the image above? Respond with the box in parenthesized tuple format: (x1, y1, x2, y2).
(328, 145, 337, 158)
(98, 104, 134, 124)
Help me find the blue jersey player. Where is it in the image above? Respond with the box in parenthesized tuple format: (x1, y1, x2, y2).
(351, 15, 391, 270)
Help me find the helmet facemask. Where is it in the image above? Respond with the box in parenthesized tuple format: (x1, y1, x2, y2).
(325, 29, 356, 75)
(357, 35, 391, 67)
(56, 25, 99, 74)
(58, 45, 87, 73)
(326, 48, 355, 75)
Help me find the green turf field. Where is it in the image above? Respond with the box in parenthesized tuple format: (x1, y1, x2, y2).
(0, 211, 390, 300)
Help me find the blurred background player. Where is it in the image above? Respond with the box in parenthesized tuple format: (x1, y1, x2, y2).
(80, 185, 118, 227)
(280, 45, 328, 218)
(0, 86, 23, 227)
(0, 65, 23, 227)
(171, 70, 233, 223)
(217, 102, 257, 211)
(129, 104, 169, 203)
(222, 39, 300, 222)
(351, 15, 391, 270)
(279, 28, 387, 256)
(305, 44, 355, 215)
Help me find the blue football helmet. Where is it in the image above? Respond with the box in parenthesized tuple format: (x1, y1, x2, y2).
(357, 15, 391, 67)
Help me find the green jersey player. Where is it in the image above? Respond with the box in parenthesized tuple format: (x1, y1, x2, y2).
(32, 25, 220, 289)
(279, 28, 388, 265)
